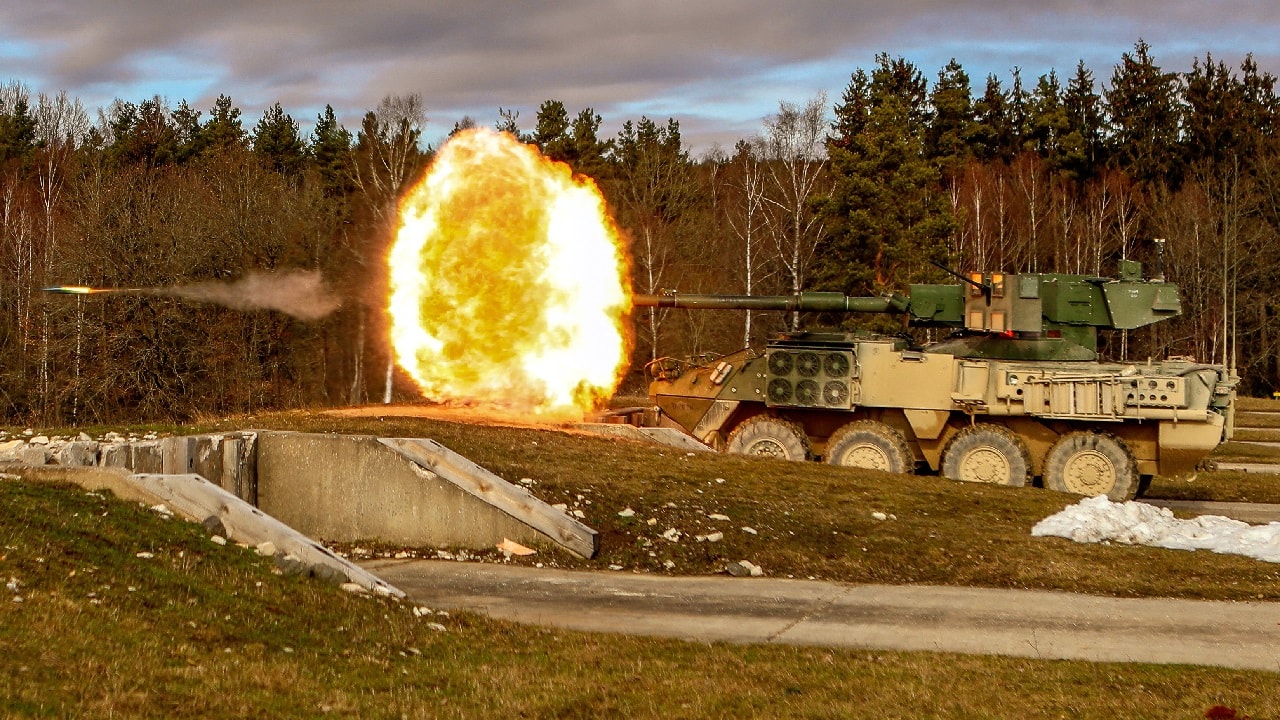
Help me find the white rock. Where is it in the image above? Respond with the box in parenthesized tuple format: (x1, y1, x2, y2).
(29, 436, 49, 445)
(210, 535, 228, 546)
(618, 508, 636, 518)
(136, 552, 154, 559)
(646, 518, 658, 526)
(340, 583, 368, 595)
(255, 541, 278, 557)
(741, 527, 758, 535)
(871, 511, 888, 521)
(661, 528, 682, 542)
(150, 504, 173, 517)
(708, 513, 731, 521)
(705, 532, 724, 543)
(426, 622, 448, 632)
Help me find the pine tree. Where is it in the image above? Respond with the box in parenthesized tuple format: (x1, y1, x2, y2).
(253, 102, 306, 178)
(926, 59, 974, 182)
(1060, 60, 1105, 181)
(310, 104, 352, 197)
(1105, 40, 1183, 186)
(818, 54, 954, 296)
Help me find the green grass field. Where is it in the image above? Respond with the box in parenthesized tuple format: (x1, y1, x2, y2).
(4, 399, 1280, 717)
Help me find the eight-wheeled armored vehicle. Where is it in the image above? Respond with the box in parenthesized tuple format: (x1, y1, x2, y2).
(632, 260, 1236, 500)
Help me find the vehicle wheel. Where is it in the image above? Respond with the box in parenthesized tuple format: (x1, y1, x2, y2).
(824, 420, 914, 474)
(940, 424, 1030, 487)
(1043, 432, 1140, 501)
(725, 416, 811, 461)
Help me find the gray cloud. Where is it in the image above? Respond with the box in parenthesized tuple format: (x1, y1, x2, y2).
(3, 0, 1278, 151)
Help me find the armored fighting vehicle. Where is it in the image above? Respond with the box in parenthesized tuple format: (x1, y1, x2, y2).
(632, 259, 1236, 500)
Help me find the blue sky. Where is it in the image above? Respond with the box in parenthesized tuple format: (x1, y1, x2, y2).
(2, 1, 1277, 155)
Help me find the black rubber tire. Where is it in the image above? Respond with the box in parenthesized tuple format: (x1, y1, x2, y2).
(824, 420, 915, 474)
(1043, 432, 1140, 501)
(725, 416, 811, 461)
(940, 424, 1031, 487)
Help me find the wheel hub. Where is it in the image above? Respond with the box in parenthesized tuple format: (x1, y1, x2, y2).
(841, 443, 890, 470)
(747, 439, 788, 458)
(1062, 449, 1115, 494)
(959, 446, 1010, 484)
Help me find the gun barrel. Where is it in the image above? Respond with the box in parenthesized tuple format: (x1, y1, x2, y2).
(632, 292, 900, 313)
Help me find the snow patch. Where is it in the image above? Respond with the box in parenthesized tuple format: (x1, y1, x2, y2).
(1032, 496, 1280, 563)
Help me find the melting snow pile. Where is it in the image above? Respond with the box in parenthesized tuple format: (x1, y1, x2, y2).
(1032, 496, 1280, 563)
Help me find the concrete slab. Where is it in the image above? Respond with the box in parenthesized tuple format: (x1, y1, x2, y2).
(365, 560, 1280, 672)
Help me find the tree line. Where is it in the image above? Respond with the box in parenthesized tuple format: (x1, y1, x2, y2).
(1, 40, 1277, 424)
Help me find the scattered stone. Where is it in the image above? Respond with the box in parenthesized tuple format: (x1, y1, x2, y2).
(552, 503, 569, 513)
(663, 559, 676, 569)
(646, 518, 658, 526)
(519, 477, 535, 486)
(705, 532, 724, 543)
(726, 560, 764, 577)
(202, 515, 228, 537)
(340, 582, 368, 595)
(426, 622, 447, 632)
(210, 535, 228, 546)
(135, 552, 154, 559)
(871, 511, 888, 521)
(6, 577, 19, 592)
(741, 527, 758, 535)
(661, 528, 681, 542)
(608, 564, 624, 571)
(150, 504, 173, 517)
(275, 554, 307, 576)
(618, 508, 636, 518)
(571, 509, 586, 519)
(28, 435, 49, 446)
(412, 606, 433, 617)
(394, 551, 410, 559)
(255, 541, 278, 557)
(708, 513, 731, 521)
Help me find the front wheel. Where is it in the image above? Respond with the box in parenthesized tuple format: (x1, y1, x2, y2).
(824, 420, 915, 474)
(725, 416, 811, 461)
(1043, 432, 1140, 501)
(940, 424, 1030, 487)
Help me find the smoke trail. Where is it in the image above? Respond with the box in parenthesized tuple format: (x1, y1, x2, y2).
(159, 269, 341, 321)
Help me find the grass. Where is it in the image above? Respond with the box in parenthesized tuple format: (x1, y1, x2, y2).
(3, 477, 1278, 719)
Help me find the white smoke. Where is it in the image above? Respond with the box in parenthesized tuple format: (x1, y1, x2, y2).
(161, 269, 341, 321)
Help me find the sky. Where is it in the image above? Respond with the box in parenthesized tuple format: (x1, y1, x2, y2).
(2, 1, 1278, 156)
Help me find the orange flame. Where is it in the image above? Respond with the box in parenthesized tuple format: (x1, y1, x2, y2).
(387, 128, 631, 418)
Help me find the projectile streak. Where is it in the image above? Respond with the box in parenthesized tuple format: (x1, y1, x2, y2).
(41, 286, 150, 295)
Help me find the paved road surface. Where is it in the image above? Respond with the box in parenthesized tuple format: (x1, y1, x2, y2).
(364, 559, 1280, 672)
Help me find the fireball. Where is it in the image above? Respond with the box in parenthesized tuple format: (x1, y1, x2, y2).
(387, 128, 631, 417)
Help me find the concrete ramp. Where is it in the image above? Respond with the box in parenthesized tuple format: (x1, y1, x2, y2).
(255, 432, 598, 558)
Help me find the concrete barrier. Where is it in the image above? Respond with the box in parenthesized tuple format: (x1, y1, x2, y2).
(254, 431, 596, 557)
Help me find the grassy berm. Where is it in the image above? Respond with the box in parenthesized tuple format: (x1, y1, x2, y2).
(0, 402, 1277, 718)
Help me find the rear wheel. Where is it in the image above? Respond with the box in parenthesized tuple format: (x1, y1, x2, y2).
(1043, 432, 1140, 501)
(725, 416, 811, 461)
(941, 424, 1030, 487)
(825, 420, 914, 474)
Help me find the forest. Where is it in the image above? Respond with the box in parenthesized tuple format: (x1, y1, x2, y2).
(1, 40, 1278, 424)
